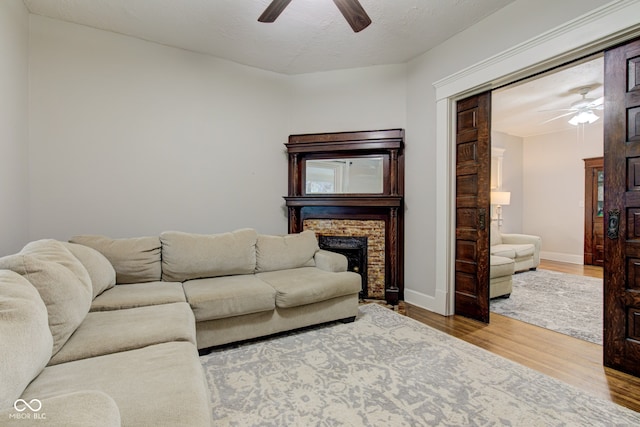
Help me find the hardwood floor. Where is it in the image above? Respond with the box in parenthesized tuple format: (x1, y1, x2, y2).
(539, 258, 603, 279)
(405, 260, 640, 413)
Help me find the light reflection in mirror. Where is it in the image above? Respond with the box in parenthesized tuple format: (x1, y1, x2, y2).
(305, 157, 384, 194)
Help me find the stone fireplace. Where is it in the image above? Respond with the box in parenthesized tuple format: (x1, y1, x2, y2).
(306, 220, 385, 299)
(284, 129, 404, 304)
(309, 224, 386, 300)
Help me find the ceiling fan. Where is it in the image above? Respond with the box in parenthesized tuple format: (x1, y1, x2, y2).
(541, 87, 604, 126)
(258, 0, 372, 33)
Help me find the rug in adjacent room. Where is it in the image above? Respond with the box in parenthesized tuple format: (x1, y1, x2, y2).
(490, 268, 602, 344)
(200, 304, 637, 426)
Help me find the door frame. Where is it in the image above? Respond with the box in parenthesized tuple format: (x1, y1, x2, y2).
(430, 2, 640, 316)
(584, 157, 604, 266)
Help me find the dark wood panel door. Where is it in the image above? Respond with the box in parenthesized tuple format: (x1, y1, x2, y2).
(604, 37, 640, 376)
(454, 92, 491, 323)
(584, 157, 604, 266)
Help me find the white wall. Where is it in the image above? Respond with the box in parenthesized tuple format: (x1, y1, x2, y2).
(0, 0, 29, 256)
(404, 0, 611, 311)
(27, 16, 408, 244)
(491, 126, 604, 264)
(28, 15, 292, 240)
(522, 124, 603, 263)
(491, 132, 524, 234)
(289, 65, 407, 134)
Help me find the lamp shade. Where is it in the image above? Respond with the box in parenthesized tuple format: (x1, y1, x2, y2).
(491, 191, 511, 205)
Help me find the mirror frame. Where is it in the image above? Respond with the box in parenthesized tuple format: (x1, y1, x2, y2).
(285, 129, 404, 198)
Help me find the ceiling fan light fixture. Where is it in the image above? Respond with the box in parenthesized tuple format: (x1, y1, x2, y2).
(568, 110, 599, 126)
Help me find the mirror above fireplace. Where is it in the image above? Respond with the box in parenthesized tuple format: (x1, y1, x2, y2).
(305, 156, 385, 194)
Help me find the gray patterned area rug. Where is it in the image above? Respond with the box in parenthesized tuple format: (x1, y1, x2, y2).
(199, 304, 639, 426)
(490, 269, 603, 345)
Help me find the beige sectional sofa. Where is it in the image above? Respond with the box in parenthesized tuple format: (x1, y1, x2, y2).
(0, 229, 361, 426)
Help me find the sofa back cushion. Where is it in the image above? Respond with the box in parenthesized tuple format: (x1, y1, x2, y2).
(255, 230, 319, 273)
(490, 225, 502, 246)
(63, 242, 116, 299)
(0, 239, 92, 356)
(0, 270, 53, 410)
(69, 235, 161, 284)
(161, 229, 258, 282)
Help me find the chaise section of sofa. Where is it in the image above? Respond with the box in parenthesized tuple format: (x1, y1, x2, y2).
(20, 342, 212, 426)
(0, 239, 212, 426)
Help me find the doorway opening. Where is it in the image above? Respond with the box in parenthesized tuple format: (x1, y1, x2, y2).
(440, 2, 640, 377)
(488, 54, 605, 345)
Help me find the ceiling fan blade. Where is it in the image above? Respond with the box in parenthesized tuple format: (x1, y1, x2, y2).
(540, 111, 576, 124)
(258, 0, 293, 23)
(333, 0, 372, 32)
(589, 96, 604, 109)
(537, 108, 576, 113)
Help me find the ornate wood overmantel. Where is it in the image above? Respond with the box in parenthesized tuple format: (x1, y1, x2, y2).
(284, 129, 404, 305)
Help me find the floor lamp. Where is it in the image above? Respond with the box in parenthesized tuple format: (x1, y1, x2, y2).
(491, 191, 511, 228)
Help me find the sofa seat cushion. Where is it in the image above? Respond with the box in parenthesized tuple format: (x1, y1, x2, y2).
(183, 275, 276, 322)
(49, 302, 196, 365)
(510, 243, 535, 259)
(0, 270, 53, 410)
(0, 240, 93, 357)
(90, 281, 185, 312)
(69, 235, 162, 284)
(490, 245, 516, 259)
(490, 256, 515, 279)
(21, 342, 213, 427)
(161, 229, 258, 282)
(257, 267, 361, 308)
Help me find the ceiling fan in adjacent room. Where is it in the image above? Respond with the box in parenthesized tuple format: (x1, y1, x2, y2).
(541, 86, 604, 126)
(258, 0, 372, 33)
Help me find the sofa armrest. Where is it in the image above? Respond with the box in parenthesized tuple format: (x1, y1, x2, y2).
(1, 391, 121, 426)
(314, 250, 348, 272)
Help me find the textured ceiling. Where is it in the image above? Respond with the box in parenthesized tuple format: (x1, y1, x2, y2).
(23, 0, 516, 74)
(493, 55, 604, 138)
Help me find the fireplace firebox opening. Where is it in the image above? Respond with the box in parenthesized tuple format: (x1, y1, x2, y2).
(318, 235, 368, 299)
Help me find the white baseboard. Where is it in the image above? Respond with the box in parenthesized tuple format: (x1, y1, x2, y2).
(404, 288, 449, 316)
(540, 251, 583, 265)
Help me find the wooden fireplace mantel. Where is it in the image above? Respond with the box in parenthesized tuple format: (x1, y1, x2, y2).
(284, 129, 404, 305)
(284, 196, 403, 207)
